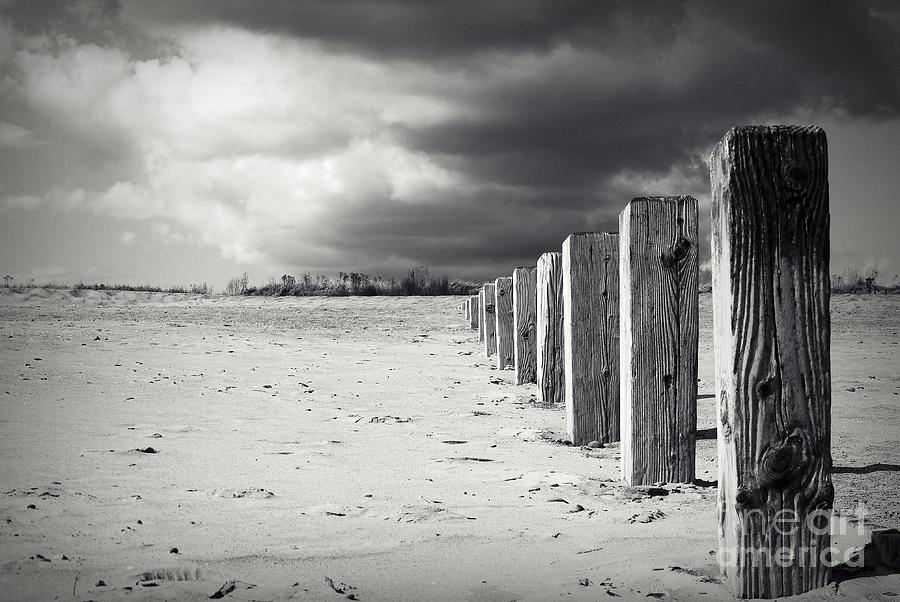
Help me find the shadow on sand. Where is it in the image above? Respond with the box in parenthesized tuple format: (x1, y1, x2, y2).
(832, 463, 900, 474)
(833, 529, 900, 598)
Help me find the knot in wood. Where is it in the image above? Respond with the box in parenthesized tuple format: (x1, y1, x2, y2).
(485, 304, 495, 314)
(660, 237, 692, 269)
(735, 487, 754, 508)
(754, 376, 778, 399)
(758, 435, 807, 489)
(782, 161, 810, 196)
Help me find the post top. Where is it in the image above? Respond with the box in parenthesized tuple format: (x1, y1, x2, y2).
(566, 231, 617, 238)
(717, 125, 826, 150)
(725, 124, 824, 136)
(628, 195, 697, 205)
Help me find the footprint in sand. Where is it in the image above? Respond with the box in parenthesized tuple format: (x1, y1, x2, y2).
(137, 567, 209, 582)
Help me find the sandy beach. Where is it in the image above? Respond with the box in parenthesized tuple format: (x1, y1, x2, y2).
(0, 289, 897, 601)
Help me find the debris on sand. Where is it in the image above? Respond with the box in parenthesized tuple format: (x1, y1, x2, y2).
(211, 488, 275, 499)
(134, 447, 158, 454)
(209, 580, 256, 599)
(627, 509, 666, 524)
(619, 486, 669, 501)
(325, 576, 359, 599)
(369, 416, 411, 424)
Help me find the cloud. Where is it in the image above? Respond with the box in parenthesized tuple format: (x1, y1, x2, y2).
(0, 1, 898, 280)
(0, 193, 40, 213)
(0, 120, 38, 146)
(118, 229, 135, 245)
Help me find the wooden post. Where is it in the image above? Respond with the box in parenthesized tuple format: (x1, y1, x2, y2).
(465, 297, 471, 322)
(482, 283, 497, 357)
(477, 289, 485, 342)
(711, 126, 832, 598)
(536, 252, 564, 403)
(469, 295, 479, 330)
(512, 266, 537, 385)
(619, 197, 699, 486)
(562, 232, 619, 445)
(494, 276, 514, 370)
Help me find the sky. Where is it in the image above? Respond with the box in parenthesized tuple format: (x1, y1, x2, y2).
(1, 0, 899, 289)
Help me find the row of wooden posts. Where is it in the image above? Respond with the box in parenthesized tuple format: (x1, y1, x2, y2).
(461, 126, 833, 599)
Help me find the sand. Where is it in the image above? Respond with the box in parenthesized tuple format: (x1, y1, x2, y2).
(0, 289, 897, 600)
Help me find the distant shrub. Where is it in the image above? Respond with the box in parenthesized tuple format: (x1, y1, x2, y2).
(832, 265, 881, 294)
(224, 272, 248, 295)
(242, 266, 477, 297)
(70, 282, 207, 294)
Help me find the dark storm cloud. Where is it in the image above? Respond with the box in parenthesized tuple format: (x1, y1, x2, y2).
(123, 0, 684, 59)
(2, 0, 899, 282)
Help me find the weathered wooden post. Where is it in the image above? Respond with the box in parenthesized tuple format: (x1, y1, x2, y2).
(465, 297, 471, 322)
(562, 233, 619, 445)
(477, 289, 485, 342)
(494, 276, 514, 370)
(711, 126, 832, 598)
(537, 252, 564, 404)
(469, 295, 479, 330)
(619, 197, 699, 486)
(512, 266, 537, 385)
(482, 283, 497, 357)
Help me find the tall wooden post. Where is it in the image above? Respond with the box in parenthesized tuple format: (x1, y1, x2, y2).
(536, 252, 564, 404)
(469, 295, 479, 330)
(482, 283, 496, 357)
(512, 266, 537, 385)
(465, 297, 471, 322)
(494, 276, 514, 370)
(619, 197, 699, 486)
(477, 289, 485, 342)
(711, 126, 832, 598)
(562, 233, 619, 445)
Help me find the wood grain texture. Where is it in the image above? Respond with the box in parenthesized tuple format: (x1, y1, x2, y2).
(469, 295, 480, 330)
(512, 266, 538, 385)
(482, 284, 497, 357)
(494, 277, 514, 370)
(562, 233, 620, 445)
(537, 252, 565, 404)
(477, 289, 485, 342)
(711, 126, 832, 598)
(619, 197, 699, 486)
